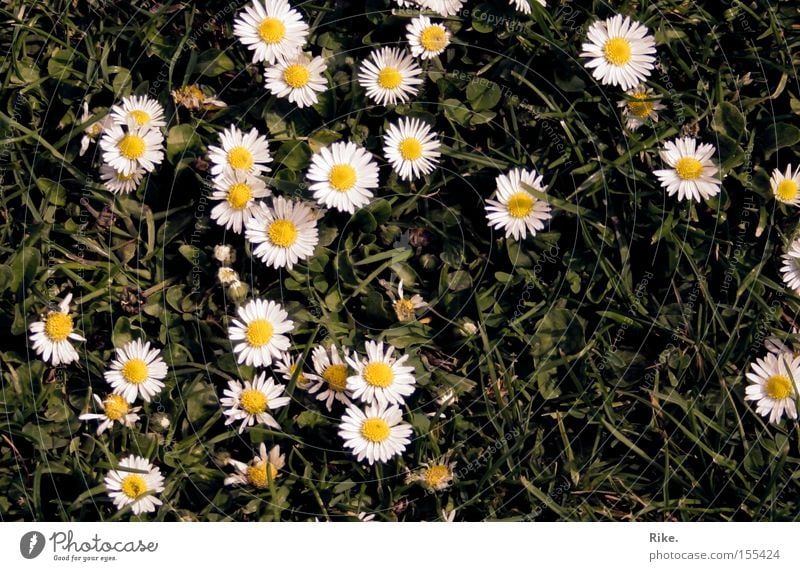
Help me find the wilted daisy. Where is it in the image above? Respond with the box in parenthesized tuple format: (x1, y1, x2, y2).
(419, 0, 465, 17)
(745, 353, 799, 423)
(306, 344, 353, 411)
(264, 52, 327, 108)
(406, 16, 450, 60)
(617, 85, 664, 131)
(780, 238, 800, 292)
(339, 402, 413, 465)
(306, 141, 380, 213)
(383, 117, 441, 181)
(407, 456, 457, 491)
(485, 168, 552, 241)
(580, 15, 656, 91)
(274, 351, 311, 390)
(245, 196, 319, 270)
(233, 0, 309, 64)
(210, 171, 270, 233)
(79, 394, 141, 435)
(228, 298, 293, 367)
(104, 339, 168, 403)
(346, 340, 416, 406)
(765, 326, 800, 357)
(225, 443, 286, 488)
(99, 164, 145, 195)
(29, 293, 85, 366)
(110, 95, 166, 129)
(207, 125, 272, 177)
(218, 267, 241, 286)
(771, 165, 800, 206)
(653, 137, 721, 202)
(213, 244, 236, 265)
(79, 102, 114, 157)
(100, 124, 164, 175)
(171, 84, 227, 111)
(385, 279, 427, 321)
(221, 372, 290, 433)
(104, 455, 164, 516)
(358, 47, 423, 106)
(510, 0, 546, 14)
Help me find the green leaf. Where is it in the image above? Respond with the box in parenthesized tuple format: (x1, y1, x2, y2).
(11, 247, 40, 293)
(467, 80, 502, 111)
(167, 124, 201, 162)
(195, 49, 235, 77)
(761, 123, 800, 159)
(713, 102, 745, 139)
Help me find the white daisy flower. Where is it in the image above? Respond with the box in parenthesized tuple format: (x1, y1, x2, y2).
(383, 117, 441, 181)
(306, 141, 380, 213)
(225, 443, 286, 488)
(104, 339, 169, 403)
(339, 402, 413, 465)
(79, 102, 114, 157)
(346, 340, 416, 406)
(406, 16, 450, 60)
(99, 164, 145, 195)
(29, 293, 85, 366)
(406, 456, 457, 491)
(233, 0, 309, 64)
(104, 455, 164, 516)
(745, 353, 799, 424)
(510, 0, 546, 14)
(207, 125, 272, 177)
(358, 47, 423, 106)
(228, 298, 293, 367)
(419, 0, 465, 17)
(99, 124, 164, 175)
(221, 372, 290, 433)
(394, 0, 419, 7)
(485, 168, 552, 241)
(210, 171, 271, 234)
(771, 165, 800, 206)
(653, 137, 721, 202)
(580, 15, 656, 91)
(79, 394, 141, 435)
(306, 344, 353, 411)
(780, 238, 800, 292)
(264, 52, 327, 108)
(617, 85, 664, 131)
(274, 351, 311, 390)
(110, 95, 167, 129)
(245, 196, 319, 270)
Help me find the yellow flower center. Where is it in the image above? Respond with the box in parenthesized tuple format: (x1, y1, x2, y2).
(116, 171, 135, 181)
(227, 146, 254, 170)
(247, 461, 278, 488)
(394, 299, 416, 321)
(674, 157, 704, 181)
(258, 17, 286, 44)
(377, 67, 403, 89)
(627, 92, 654, 118)
(44, 312, 73, 342)
(328, 164, 357, 192)
(103, 394, 130, 421)
(361, 417, 390, 442)
(120, 474, 147, 499)
(362, 362, 394, 388)
(287, 364, 308, 388)
(239, 388, 268, 414)
(121, 359, 149, 384)
(187, 85, 204, 99)
(424, 464, 451, 488)
(507, 191, 534, 218)
(398, 137, 423, 161)
(267, 219, 299, 247)
(419, 26, 448, 52)
(227, 182, 252, 209)
(118, 134, 146, 160)
(128, 110, 151, 126)
(245, 319, 274, 347)
(283, 64, 311, 88)
(765, 374, 793, 400)
(322, 363, 348, 392)
(603, 37, 632, 66)
(776, 179, 799, 202)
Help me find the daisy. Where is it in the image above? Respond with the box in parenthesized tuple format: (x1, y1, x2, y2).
(580, 15, 657, 91)
(218, 267, 241, 285)
(213, 244, 236, 265)
(228, 298, 293, 367)
(510, 0, 546, 14)
(225, 443, 286, 488)
(419, 0, 465, 17)
(207, 125, 272, 177)
(765, 326, 800, 357)
(221, 372, 290, 433)
(79, 102, 114, 157)
(29, 293, 85, 366)
(771, 165, 800, 206)
(233, 0, 309, 64)
(346, 340, 416, 406)
(99, 124, 164, 175)
(79, 394, 141, 435)
(406, 16, 451, 60)
(339, 402, 413, 465)
(104, 339, 169, 403)
(99, 164, 145, 194)
(780, 238, 800, 292)
(617, 85, 664, 131)
(104, 455, 165, 516)
(264, 52, 327, 108)
(306, 344, 353, 411)
(358, 47, 423, 106)
(274, 351, 311, 390)
(485, 168, 552, 240)
(171, 84, 227, 111)
(110, 95, 167, 129)
(306, 141, 380, 213)
(744, 353, 799, 423)
(653, 137, 721, 202)
(385, 279, 427, 321)
(210, 171, 271, 233)
(383, 117, 441, 181)
(245, 196, 319, 269)
(406, 456, 457, 491)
